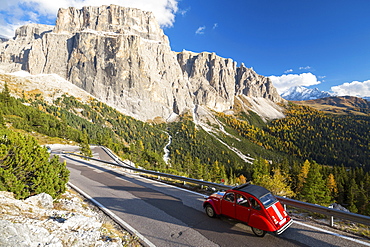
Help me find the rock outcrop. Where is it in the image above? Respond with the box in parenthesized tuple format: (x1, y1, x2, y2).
(0, 4, 285, 122)
(0, 190, 131, 246)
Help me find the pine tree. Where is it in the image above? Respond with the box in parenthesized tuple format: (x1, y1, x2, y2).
(0, 82, 11, 106)
(0, 129, 69, 199)
(355, 181, 369, 215)
(251, 157, 270, 185)
(79, 129, 92, 157)
(347, 178, 359, 213)
(299, 161, 332, 206)
(0, 110, 4, 128)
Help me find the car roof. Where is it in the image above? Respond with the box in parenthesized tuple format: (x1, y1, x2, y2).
(232, 183, 270, 199)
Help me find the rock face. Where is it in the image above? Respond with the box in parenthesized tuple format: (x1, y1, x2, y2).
(0, 4, 285, 121)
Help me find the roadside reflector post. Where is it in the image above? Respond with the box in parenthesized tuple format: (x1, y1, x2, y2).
(330, 216, 334, 227)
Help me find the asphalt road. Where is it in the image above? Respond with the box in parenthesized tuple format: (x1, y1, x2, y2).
(54, 145, 370, 247)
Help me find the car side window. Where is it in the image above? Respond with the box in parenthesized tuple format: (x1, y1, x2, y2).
(236, 194, 250, 207)
(224, 192, 235, 202)
(250, 197, 261, 210)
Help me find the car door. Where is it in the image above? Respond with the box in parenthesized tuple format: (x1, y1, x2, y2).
(235, 193, 251, 223)
(221, 192, 236, 218)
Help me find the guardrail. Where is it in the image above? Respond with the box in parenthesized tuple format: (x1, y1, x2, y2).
(64, 151, 370, 227)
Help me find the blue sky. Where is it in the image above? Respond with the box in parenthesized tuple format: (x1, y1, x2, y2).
(1, 0, 370, 97)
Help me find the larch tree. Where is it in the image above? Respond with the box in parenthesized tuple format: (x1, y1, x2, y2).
(326, 173, 338, 199)
(296, 160, 311, 193)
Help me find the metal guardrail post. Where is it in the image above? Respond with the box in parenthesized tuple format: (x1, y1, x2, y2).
(63, 151, 370, 227)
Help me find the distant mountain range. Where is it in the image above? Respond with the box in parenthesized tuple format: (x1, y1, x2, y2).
(293, 96, 370, 115)
(281, 85, 370, 102)
(281, 86, 332, 101)
(0, 36, 8, 42)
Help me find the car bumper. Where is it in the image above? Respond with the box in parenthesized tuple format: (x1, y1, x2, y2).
(276, 218, 294, 235)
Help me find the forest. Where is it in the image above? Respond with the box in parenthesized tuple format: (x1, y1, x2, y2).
(0, 82, 369, 215)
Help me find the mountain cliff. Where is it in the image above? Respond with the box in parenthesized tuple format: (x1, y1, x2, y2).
(0, 4, 285, 122)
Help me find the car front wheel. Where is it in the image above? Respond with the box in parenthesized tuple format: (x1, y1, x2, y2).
(205, 204, 216, 218)
(251, 227, 266, 237)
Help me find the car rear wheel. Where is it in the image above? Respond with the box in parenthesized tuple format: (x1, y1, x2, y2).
(251, 227, 266, 237)
(205, 204, 216, 218)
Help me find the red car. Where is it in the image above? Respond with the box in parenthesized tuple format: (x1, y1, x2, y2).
(203, 183, 293, 237)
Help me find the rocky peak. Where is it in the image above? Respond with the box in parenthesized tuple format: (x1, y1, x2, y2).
(236, 63, 282, 102)
(15, 24, 53, 42)
(177, 50, 238, 111)
(54, 4, 168, 44)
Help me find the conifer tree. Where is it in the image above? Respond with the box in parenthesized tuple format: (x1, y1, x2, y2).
(347, 178, 359, 213)
(264, 168, 295, 197)
(0, 129, 69, 199)
(79, 129, 92, 157)
(0, 110, 4, 128)
(355, 181, 369, 215)
(210, 161, 227, 183)
(0, 82, 11, 106)
(327, 173, 338, 199)
(296, 160, 311, 193)
(299, 161, 332, 206)
(251, 157, 271, 187)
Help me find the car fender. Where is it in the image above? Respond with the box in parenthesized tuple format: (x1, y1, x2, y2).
(248, 213, 276, 232)
(203, 199, 221, 215)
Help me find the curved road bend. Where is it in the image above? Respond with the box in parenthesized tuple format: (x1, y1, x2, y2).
(55, 146, 370, 247)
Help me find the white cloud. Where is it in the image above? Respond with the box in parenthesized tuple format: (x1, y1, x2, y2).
(299, 66, 312, 70)
(284, 69, 293, 73)
(331, 80, 370, 97)
(269, 73, 321, 94)
(213, 23, 218, 29)
(178, 7, 190, 16)
(0, 0, 179, 38)
(195, 26, 205, 35)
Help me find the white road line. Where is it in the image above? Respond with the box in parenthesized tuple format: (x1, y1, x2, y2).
(68, 182, 156, 247)
(294, 221, 370, 246)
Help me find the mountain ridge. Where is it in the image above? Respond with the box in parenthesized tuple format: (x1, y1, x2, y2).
(0, 4, 285, 122)
(281, 85, 332, 101)
(293, 95, 370, 115)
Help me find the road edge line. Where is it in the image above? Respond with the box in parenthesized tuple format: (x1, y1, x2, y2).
(68, 182, 156, 247)
(294, 221, 370, 246)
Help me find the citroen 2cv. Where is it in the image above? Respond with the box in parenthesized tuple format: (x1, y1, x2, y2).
(203, 183, 293, 237)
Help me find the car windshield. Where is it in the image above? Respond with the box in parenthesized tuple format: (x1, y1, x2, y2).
(259, 193, 278, 208)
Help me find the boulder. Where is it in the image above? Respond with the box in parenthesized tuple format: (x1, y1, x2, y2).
(25, 193, 54, 209)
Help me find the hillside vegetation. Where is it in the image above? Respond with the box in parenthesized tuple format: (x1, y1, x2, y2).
(0, 85, 69, 199)
(0, 82, 369, 215)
